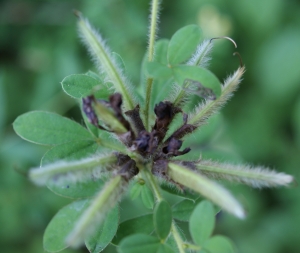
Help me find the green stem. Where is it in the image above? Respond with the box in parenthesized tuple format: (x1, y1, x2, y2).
(183, 242, 201, 251)
(171, 222, 186, 253)
(144, 0, 160, 130)
(141, 164, 162, 201)
(78, 17, 135, 110)
(148, 0, 160, 62)
(144, 77, 154, 130)
(141, 165, 186, 253)
(66, 176, 125, 247)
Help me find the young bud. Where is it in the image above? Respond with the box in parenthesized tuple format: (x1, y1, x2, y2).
(66, 175, 127, 248)
(168, 163, 245, 219)
(196, 160, 294, 188)
(29, 154, 117, 186)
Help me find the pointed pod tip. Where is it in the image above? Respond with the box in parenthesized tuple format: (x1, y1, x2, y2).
(73, 9, 82, 19)
(234, 208, 247, 220)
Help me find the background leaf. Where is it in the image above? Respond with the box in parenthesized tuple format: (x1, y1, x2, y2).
(43, 199, 90, 252)
(118, 234, 174, 253)
(153, 200, 172, 240)
(41, 140, 106, 199)
(13, 111, 92, 145)
(141, 184, 155, 209)
(172, 65, 221, 97)
(201, 236, 235, 253)
(172, 199, 201, 222)
(167, 25, 202, 65)
(113, 214, 154, 244)
(189, 201, 215, 246)
(85, 205, 119, 253)
(61, 74, 110, 99)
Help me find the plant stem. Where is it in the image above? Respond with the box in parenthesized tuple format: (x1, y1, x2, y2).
(144, 78, 154, 130)
(148, 0, 160, 62)
(141, 164, 162, 201)
(144, 0, 160, 130)
(141, 164, 186, 253)
(171, 222, 186, 253)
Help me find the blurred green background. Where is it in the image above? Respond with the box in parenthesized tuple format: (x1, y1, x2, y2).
(1, 0, 300, 252)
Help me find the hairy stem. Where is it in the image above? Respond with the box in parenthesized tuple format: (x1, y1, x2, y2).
(144, 0, 161, 130)
(78, 16, 135, 110)
(141, 164, 186, 253)
(171, 222, 186, 253)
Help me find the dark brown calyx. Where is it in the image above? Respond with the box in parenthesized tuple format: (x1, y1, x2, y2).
(153, 101, 181, 142)
(133, 130, 158, 154)
(164, 113, 196, 143)
(117, 159, 139, 181)
(162, 137, 191, 157)
(109, 93, 131, 131)
(82, 96, 107, 130)
(125, 105, 146, 137)
(152, 159, 168, 179)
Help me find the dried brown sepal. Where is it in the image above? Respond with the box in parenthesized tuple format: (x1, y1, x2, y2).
(82, 96, 107, 131)
(162, 137, 191, 157)
(115, 153, 131, 166)
(153, 101, 181, 142)
(109, 93, 131, 131)
(133, 130, 158, 154)
(125, 105, 146, 136)
(117, 159, 139, 181)
(152, 159, 169, 179)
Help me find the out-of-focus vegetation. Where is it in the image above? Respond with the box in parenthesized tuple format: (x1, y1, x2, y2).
(0, 0, 299, 253)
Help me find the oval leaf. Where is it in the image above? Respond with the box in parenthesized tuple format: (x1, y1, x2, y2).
(118, 234, 160, 253)
(13, 111, 92, 145)
(154, 200, 172, 240)
(62, 74, 110, 99)
(168, 25, 202, 65)
(41, 141, 106, 199)
(113, 214, 154, 244)
(141, 185, 154, 209)
(173, 65, 221, 98)
(130, 182, 143, 200)
(43, 199, 90, 252)
(189, 201, 215, 246)
(202, 236, 235, 253)
(172, 199, 201, 222)
(85, 205, 119, 253)
(146, 62, 173, 80)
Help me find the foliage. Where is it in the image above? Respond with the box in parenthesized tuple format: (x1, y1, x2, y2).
(2, 0, 300, 253)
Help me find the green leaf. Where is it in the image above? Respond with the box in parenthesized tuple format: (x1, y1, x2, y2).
(146, 62, 173, 80)
(160, 184, 198, 200)
(172, 65, 221, 97)
(41, 140, 106, 199)
(141, 184, 155, 209)
(113, 214, 154, 244)
(85, 205, 119, 253)
(85, 70, 103, 81)
(43, 199, 90, 252)
(13, 111, 92, 146)
(189, 201, 215, 246)
(130, 182, 143, 200)
(61, 74, 110, 99)
(154, 200, 172, 240)
(118, 234, 159, 253)
(172, 199, 201, 222)
(155, 39, 169, 65)
(201, 236, 235, 253)
(141, 39, 169, 81)
(118, 234, 174, 253)
(157, 244, 175, 253)
(168, 25, 202, 65)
